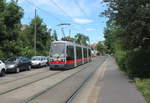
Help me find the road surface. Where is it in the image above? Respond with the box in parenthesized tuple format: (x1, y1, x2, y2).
(0, 56, 106, 103)
(0, 56, 146, 103)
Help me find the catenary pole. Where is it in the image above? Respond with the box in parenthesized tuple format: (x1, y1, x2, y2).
(34, 9, 37, 56)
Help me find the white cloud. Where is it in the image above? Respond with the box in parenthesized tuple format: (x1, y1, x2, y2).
(73, 18, 93, 24)
(86, 28, 96, 31)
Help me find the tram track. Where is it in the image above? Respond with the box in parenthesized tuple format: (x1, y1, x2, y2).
(0, 68, 49, 85)
(20, 65, 90, 103)
(0, 71, 62, 95)
(20, 57, 104, 103)
(65, 61, 102, 103)
(0, 62, 92, 103)
(0, 57, 105, 103)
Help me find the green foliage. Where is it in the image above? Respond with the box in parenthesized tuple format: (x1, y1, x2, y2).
(102, 0, 150, 78)
(103, 0, 150, 50)
(22, 16, 52, 57)
(104, 28, 114, 53)
(96, 41, 107, 54)
(61, 36, 75, 42)
(75, 33, 89, 46)
(0, 0, 23, 59)
(0, 1, 52, 59)
(135, 78, 150, 103)
(114, 48, 127, 71)
(125, 48, 150, 78)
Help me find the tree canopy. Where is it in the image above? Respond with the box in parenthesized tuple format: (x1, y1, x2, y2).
(21, 16, 52, 56)
(96, 41, 107, 54)
(0, 0, 52, 59)
(74, 33, 89, 46)
(0, 0, 23, 59)
(102, 0, 150, 77)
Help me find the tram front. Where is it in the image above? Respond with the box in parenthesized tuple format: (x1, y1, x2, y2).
(49, 42, 67, 70)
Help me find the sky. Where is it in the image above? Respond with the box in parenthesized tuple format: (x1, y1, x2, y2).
(17, 0, 107, 44)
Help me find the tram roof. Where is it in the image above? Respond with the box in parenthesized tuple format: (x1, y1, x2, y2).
(52, 41, 90, 49)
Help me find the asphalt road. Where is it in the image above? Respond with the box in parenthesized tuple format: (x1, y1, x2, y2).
(0, 56, 107, 103)
(70, 57, 146, 103)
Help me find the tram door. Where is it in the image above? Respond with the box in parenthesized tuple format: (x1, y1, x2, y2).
(66, 45, 75, 68)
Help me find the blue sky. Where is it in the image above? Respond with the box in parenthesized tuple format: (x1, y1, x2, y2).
(17, 0, 107, 43)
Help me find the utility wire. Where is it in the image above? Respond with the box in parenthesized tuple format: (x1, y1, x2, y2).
(50, 0, 92, 45)
(25, 0, 67, 41)
(25, 0, 86, 32)
(25, 0, 90, 39)
(48, 0, 73, 20)
(47, 0, 87, 30)
(48, 0, 93, 46)
(73, 0, 88, 17)
(25, 0, 63, 23)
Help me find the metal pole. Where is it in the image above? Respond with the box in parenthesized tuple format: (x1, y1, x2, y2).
(69, 29, 71, 37)
(34, 9, 37, 56)
(49, 28, 52, 41)
(61, 28, 65, 38)
(89, 37, 91, 47)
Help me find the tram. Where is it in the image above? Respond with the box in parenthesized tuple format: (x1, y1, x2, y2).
(49, 41, 92, 70)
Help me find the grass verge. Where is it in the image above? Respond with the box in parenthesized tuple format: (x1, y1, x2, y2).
(135, 78, 150, 103)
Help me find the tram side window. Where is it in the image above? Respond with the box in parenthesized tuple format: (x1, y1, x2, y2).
(84, 48, 87, 58)
(67, 46, 74, 60)
(76, 47, 82, 59)
(88, 49, 91, 57)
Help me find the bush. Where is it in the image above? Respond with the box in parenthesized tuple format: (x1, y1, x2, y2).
(135, 78, 150, 103)
(125, 48, 150, 78)
(115, 49, 127, 71)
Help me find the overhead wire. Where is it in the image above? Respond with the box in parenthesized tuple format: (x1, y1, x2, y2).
(25, 0, 64, 23)
(47, 0, 87, 30)
(25, 0, 77, 37)
(23, 0, 69, 40)
(72, 0, 88, 17)
(48, 0, 74, 21)
(25, 0, 92, 42)
(72, 0, 96, 46)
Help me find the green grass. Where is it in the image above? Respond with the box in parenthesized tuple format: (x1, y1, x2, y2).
(135, 78, 150, 103)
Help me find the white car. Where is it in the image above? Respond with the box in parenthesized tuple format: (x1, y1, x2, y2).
(31, 56, 47, 68)
(0, 60, 6, 76)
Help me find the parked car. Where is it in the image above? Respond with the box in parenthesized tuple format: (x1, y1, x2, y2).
(5, 57, 31, 73)
(0, 60, 6, 76)
(31, 56, 47, 68)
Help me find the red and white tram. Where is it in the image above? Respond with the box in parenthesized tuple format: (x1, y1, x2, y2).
(49, 41, 92, 70)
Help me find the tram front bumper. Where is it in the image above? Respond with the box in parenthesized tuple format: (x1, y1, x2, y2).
(49, 64, 66, 70)
(49, 63, 74, 70)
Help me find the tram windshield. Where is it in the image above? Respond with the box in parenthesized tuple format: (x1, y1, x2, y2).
(50, 43, 65, 58)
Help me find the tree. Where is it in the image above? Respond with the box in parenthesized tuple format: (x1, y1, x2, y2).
(0, 0, 23, 59)
(0, 1, 52, 59)
(53, 30, 58, 41)
(102, 0, 150, 77)
(96, 41, 107, 55)
(22, 16, 51, 56)
(75, 33, 89, 46)
(61, 36, 75, 42)
(102, 0, 150, 50)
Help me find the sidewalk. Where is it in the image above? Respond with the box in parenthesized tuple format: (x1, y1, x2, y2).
(71, 57, 146, 103)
